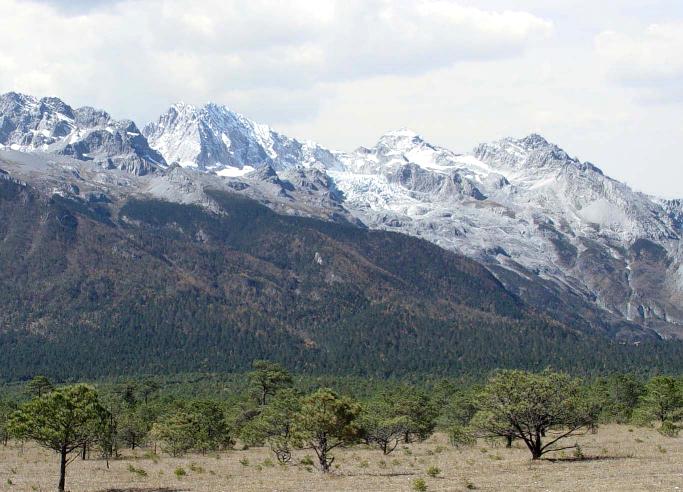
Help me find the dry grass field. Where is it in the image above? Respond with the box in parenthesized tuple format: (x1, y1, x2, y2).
(0, 425, 681, 491)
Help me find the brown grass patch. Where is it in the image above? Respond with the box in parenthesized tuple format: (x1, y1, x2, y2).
(0, 424, 681, 491)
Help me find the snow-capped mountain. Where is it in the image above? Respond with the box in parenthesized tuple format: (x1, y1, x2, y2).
(142, 102, 337, 173)
(330, 130, 683, 339)
(0, 92, 164, 175)
(2, 91, 683, 340)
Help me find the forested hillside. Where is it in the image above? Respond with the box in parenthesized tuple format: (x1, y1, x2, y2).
(2, 176, 683, 381)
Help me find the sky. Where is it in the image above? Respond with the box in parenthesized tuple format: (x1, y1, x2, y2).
(0, 1, 682, 197)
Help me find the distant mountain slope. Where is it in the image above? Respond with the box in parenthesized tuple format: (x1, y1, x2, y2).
(3, 169, 683, 382)
(330, 131, 683, 338)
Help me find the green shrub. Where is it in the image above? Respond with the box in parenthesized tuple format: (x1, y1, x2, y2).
(412, 478, 427, 491)
(426, 465, 441, 477)
(174, 467, 186, 478)
(127, 464, 148, 477)
(300, 455, 314, 466)
(143, 450, 158, 460)
(659, 420, 679, 437)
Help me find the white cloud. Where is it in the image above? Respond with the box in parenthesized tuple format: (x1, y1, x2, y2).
(319, 1, 553, 79)
(0, 0, 551, 123)
(595, 22, 683, 101)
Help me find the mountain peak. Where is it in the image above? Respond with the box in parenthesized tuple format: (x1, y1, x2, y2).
(0, 92, 75, 116)
(513, 134, 604, 174)
(144, 101, 331, 172)
(472, 133, 610, 179)
(0, 91, 35, 102)
(0, 91, 163, 175)
(376, 128, 427, 153)
(168, 101, 237, 117)
(170, 101, 195, 112)
(518, 133, 550, 149)
(203, 101, 231, 113)
(0, 92, 38, 113)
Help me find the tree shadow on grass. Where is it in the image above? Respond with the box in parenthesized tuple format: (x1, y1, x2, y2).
(544, 455, 630, 463)
(339, 471, 419, 477)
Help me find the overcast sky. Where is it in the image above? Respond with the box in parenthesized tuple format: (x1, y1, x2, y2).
(1, 1, 682, 197)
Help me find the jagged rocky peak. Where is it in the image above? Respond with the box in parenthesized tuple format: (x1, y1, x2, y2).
(38, 96, 75, 118)
(0, 92, 77, 146)
(474, 133, 564, 170)
(143, 101, 274, 171)
(474, 133, 604, 175)
(386, 162, 486, 200)
(144, 101, 339, 173)
(341, 127, 460, 176)
(0, 92, 164, 176)
(281, 165, 343, 199)
(0, 92, 40, 114)
(375, 128, 444, 159)
(247, 163, 280, 183)
(57, 120, 164, 176)
(74, 106, 112, 128)
(519, 132, 550, 149)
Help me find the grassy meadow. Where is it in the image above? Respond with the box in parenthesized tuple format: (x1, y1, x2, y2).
(1, 425, 681, 492)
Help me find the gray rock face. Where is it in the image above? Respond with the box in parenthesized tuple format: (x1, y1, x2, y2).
(0, 92, 165, 175)
(663, 199, 683, 231)
(387, 163, 486, 200)
(0, 92, 76, 147)
(55, 120, 163, 175)
(247, 164, 283, 185)
(281, 166, 342, 201)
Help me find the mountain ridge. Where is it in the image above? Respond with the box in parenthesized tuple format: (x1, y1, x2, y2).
(0, 92, 165, 175)
(1, 91, 682, 341)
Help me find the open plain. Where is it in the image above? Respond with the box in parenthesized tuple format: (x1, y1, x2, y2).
(0, 425, 681, 492)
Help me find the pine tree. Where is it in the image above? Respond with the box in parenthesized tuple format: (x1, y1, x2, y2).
(8, 385, 108, 491)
